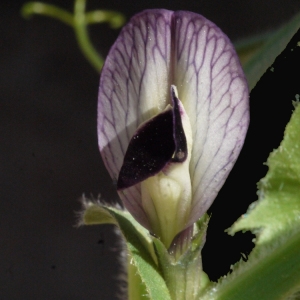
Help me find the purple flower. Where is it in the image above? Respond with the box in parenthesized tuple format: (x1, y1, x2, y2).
(98, 9, 249, 247)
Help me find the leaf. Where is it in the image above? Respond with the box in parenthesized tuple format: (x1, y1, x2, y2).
(235, 30, 276, 66)
(82, 201, 171, 300)
(81, 202, 119, 225)
(230, 102, 300, 243)
(200, 104, 300, 300)
(243, 11, 300, 90)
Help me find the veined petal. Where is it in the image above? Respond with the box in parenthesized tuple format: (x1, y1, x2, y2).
(98, 9, 249, 230)
(172, 11, 249, 226)
(98, 9, 173, 229)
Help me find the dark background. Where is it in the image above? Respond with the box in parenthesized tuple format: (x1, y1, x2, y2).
(2, 1, 300, 299)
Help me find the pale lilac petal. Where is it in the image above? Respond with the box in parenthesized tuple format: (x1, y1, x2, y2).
(98, 10, 173, 228)
(172, 11, 249, 225)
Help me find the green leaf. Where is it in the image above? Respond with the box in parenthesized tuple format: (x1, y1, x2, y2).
(230, 103, 300, 243)
(243, 11, 300, 90)
(200, 104, 300, 300)
(81, 201, 118, 225)
(81, 201, 171, 300)
(235, 30, 276, 66)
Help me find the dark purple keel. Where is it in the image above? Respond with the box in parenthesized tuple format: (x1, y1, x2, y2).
(117, 86, 188, 190)
(117, 108, 174, 190)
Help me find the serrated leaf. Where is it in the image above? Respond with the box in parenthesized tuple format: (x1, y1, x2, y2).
(82, 202, 171, 300)
(200, 104, 300, 300)
(230, 103, 300, 242)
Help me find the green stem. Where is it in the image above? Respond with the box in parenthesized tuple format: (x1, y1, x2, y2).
(21, 2, 74, 26)
(85, 10, 125, 28)
(21, 2, 125, 27)
(73, 0, 103, 72)
(22, 1, 126, 72)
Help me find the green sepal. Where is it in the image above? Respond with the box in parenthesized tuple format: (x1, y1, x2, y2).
(81, 200, 171, 300)
(200, 104, 300, 300)
(153, 214, 210, 300)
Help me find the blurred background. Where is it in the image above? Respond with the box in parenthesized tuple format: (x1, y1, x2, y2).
(1, 1, 300, 299)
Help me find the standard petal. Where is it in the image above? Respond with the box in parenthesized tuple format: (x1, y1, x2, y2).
(98, 9, 249, 230)
(172, 11, 249, 225)
(98, 9, 173, 228)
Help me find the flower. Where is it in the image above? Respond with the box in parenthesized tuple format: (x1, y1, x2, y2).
(98, 9, 249, 248)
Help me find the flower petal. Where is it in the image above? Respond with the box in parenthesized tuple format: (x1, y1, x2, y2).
(171, 11, 249, 225)
(98, 9, 249, 229)
(98, 9, 173, 228)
